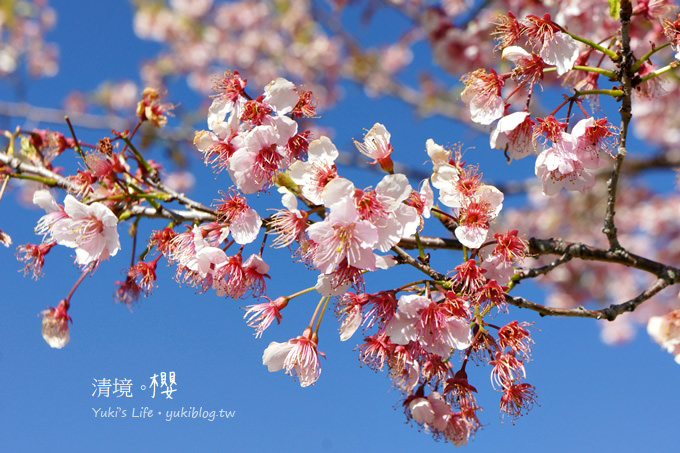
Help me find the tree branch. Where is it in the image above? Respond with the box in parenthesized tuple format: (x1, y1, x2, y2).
(506, 276, 673, 321)
(602, 0, 633, 250)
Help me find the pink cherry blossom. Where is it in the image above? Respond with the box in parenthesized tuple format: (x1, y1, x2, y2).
(263, 77, 299, 116)
(339, 304, 363, 342)
(460, 68, 506, 125)
(33, 189, 68, 237)
(454, 186, 505, 249)
(490, 111, 534, 161)
(354, 174, 419, 252)
(288, 136, 339, 205)
(42, 194, 120, 266)
(535, 132, 596, 196)
(425, 138, 453, 170)
(647, 309, 680, 364)
(524, 14, 580, 76)
(40, 299, 71, 349)
(207, 71, 247, 131)
(353, 122, 394, 172)
(385, 294, 471, 357)
(262, 329, 323, 387)
(306, 181, 379, 274)
(269, 188, 309, 248)
(215, 190, 262, 244)
(244, 296, 288, 338)
(228, 125, 287, 193)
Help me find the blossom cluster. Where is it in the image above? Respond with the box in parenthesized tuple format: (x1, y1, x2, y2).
(460, 13, 619, 196)
(5, 0, 680, 448)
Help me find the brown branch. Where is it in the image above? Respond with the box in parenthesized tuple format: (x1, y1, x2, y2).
(506, 276, 672, 321)
(526, 237, 680, 279)
(602, 0, 633, 250)
(397, 236, 462, 250)
(517, 252, 574, 279)
(391, 245, 447, 281)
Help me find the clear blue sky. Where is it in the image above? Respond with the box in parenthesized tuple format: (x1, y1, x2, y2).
(0, 1, 677, 452)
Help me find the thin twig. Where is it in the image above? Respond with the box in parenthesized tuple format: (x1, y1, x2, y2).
(391, 245, 446, 281)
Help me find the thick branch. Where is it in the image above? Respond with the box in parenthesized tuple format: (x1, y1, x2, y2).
(603, 0, 634, 250)
(397, 236, 462, 250)
(527, 237, 680, 279)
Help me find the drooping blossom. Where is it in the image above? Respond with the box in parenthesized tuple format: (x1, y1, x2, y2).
(262, 329, 323, 387)
(502, 46, 546, 88)
(490, 111, 535, 161)
(212, 253, 270, 300)
(339, 304, 363, 342)
(489, 351, 526, 390)
(116, 258, 160, 306)
(269, 188, 309, 248)
(16, 243, 54, 280)
(244, 296, 288, 338)
(40, 299, 72, 349)
(535, 131, 596, 196)
(500, 383, 538, 419)
(385, 294, 472, 357)
(460, 68, 506, 125)
(524, 14, 580, 76)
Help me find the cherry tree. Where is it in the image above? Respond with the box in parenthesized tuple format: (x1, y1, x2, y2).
(1, 0, 680, 447)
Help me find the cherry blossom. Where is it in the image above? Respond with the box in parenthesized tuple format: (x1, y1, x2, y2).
(262, 329, 323, 387)
(490, 111, 535, 161)
(244, 296, 288, 338)
(288, 136, 340, 205)
(228, 124, 288, 193)
(215, 190, 262, 244)
(40, 299, 72, 349)
(306, 179, 379, 274)
(535, 132, 596, 196)
(647, 310, 680, 364)
(353, 122, 394, 172)
(35, 192, 121, 266)
(460, 69, 506, 125)
(524, 14, 580, 76)
(385, 294, 472, 357)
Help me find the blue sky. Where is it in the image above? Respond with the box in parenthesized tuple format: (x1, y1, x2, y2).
(0, 1, 678, 452)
